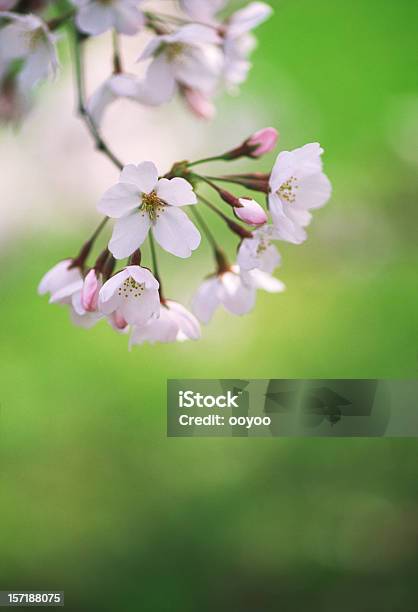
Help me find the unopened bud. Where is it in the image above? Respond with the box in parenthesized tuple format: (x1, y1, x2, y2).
(81, 269, 101, 312)
(245, 128, 278, 157)
(223, 127, 279, 160)
(234, 198, 268, 226)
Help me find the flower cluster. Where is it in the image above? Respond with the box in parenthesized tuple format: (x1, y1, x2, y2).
(0, 0, 272, 124)
(0, 1, 332, 347)
(39, 128, 332, 347)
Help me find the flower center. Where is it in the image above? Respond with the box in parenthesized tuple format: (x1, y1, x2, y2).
(278, 176, 298, 204)
(28, 27, 47, 51)
(256, 239, 269, 256)
(118, 277, 145, 299)
(166, 42, 185, 61)
(140, 191, 165, 222)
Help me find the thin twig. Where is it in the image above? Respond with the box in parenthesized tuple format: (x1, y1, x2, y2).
(198, 194, 253, 239)
(72, 27, 124, 170)
(190, 206, 219, 252)
(148, 232, 163, 297)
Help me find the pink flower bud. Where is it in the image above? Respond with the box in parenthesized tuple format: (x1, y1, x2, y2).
(110, 310, 128, 331)
(246, 127, 279, 157)
(234, 198, 268, 226)
(183, 88, 216, 121)
(82, 269, 101, 312)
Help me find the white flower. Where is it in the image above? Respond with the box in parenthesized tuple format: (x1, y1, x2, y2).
(130, 300, 201, 346)
(192, 260, 284, 324)
(222, 2, 272, 89)
(237, 225, 280, 271)
(98, 161, 201, 259)
(0, 12, 58, 91)
(73, 0, 144, 36)
(39, 264, 103, 329)
(38, 259, 82, 300)
(138, 24, 223, 105)
(179, 0, 228, 22)
(87, 73, 146, 126)
(98, 265, 160, 326)
(268, 143, 332, 244)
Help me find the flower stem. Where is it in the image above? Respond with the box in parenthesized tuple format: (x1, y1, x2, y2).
(148, 232, 164, 297)
(204, 175, 270, 194)
(72, 27, 124, 170)
(191, 207, 229, 272)
(188, 155, 229, 168)
(89, 217, 109, 243)
(112, 30, 122, 73)
(190, 206, 218, 252)
(198, 195, 253, 239)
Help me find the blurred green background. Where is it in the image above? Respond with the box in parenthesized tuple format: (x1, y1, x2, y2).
(1, 0, 418, 610)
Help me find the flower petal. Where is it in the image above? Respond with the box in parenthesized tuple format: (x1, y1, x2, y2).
(120, 161, 159, 193)
(141, 54, 177, 105)
(156, 177, 197, 207)
(113, 2, 144, 35)
(109, 213, 151, 259)
(170, 23, 221, 46)
(227, 2, 273, 38)
(126, 265, 159, 290)
(294, 172, 332, 210)
(130, 310, 178, 346)
(87, 81, 116, 127)
(192, 277, 220, 323)
(269, 193, 307, 244)
(49, 280, 83, 305)
(246, 269, 285, 293)
(99, 269, 129, 307)
(120, 288, 160, 326)
(166, 300, 201, 340)
(76, 3, 114, 36)
(97, 182, 140, 218)
(219, 272, 256, 315)
(152, 207, 201, 258)
(38, 259, 80, 295)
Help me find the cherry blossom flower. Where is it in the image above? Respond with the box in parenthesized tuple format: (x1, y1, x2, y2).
(234, 197, 267, 226)
(98, 265, 160, 326)
(268, 143, 332, 244)
(43, 271, 103, 329)
(0, 12, 58, 91)
(192, 260, 284, 324)
(222, 2, 272, 90)
(88, 73, 148, 126)
(138, 24, 223, 105)
(73, 0, 144, 37)
(237, 225, 281, 271)
(130, 300, 201, 346)
(179, 0, 227, 22)
(38, 259, 82, 301)
(98, 162, 200, 259)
